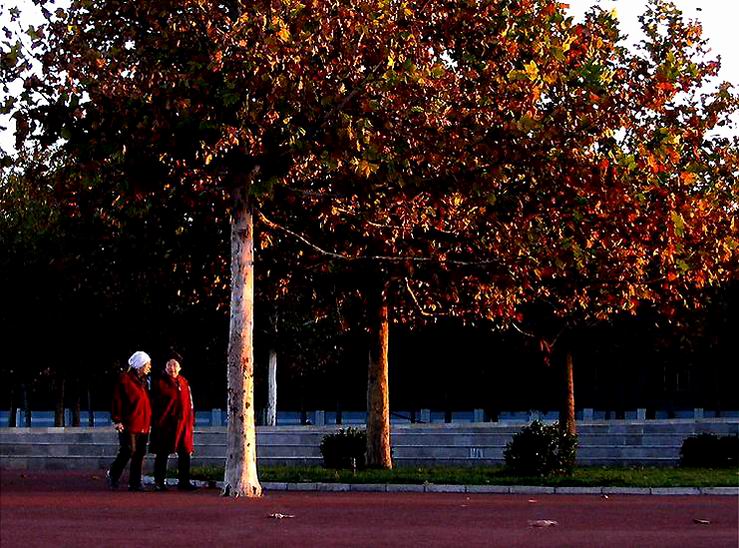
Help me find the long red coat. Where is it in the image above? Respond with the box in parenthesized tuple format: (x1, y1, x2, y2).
(111, 370, 151, 434)
(149, 374, 195, 454)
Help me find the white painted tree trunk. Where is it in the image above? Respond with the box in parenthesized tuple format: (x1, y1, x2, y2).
(222, 187, 262, 497)
(266, 348, 277, 426)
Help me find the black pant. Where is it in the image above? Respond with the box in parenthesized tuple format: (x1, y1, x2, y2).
(154, 449, 191, 487)
(110, 431, 148, 488)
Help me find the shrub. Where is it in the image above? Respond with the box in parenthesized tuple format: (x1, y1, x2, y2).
(503, 420, 578, 477)
(680, 433, 738, 468)
(320, 427, 367, 469)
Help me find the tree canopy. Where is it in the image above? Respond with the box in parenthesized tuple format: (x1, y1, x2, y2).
(2, 0, 737, 491)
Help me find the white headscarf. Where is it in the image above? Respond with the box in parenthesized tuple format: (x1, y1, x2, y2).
(128, 351, 151, 370)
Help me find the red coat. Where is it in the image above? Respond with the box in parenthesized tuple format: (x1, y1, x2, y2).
(149, 374, 195, 454)
(111, 370, 151, 434)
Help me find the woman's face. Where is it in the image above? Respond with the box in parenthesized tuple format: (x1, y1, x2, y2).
(165, 360, 181, 378)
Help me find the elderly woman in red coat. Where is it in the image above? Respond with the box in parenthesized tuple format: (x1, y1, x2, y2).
(149, 358, 196, 491)
(108, 350, 152, 492)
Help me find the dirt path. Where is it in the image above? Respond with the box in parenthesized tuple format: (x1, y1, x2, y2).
(1, 470, 736, 547)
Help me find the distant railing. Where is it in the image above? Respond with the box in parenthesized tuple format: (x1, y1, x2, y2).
(1, 408, 737, 428)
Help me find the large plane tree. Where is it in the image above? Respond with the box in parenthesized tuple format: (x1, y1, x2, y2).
(3, 0, 453, 493)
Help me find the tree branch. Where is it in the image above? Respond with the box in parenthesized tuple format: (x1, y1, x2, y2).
(257, 209, 505, 267)
(404, 277, 445, 317)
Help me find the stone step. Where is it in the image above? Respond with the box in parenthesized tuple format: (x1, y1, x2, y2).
(2, 420, 736, 471)
(0, 433, 699, 450)
(1, 443, 119, 457)
(194, 444, 323, 458)
(576, 434, 688, 446)
(577, 446, 681, 459)
(393, 446, 506, 459)
(1, 453, 681, 471)
(0, 432, 118, 444)
(2, 439, 686, 459)
(0, 435, 690, 451)
(3, 420, 735, 438)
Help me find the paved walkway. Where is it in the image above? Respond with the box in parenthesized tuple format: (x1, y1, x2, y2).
(2, 470, 737, 547)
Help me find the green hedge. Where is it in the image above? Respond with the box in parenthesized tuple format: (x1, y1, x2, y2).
(503, 420, 578, 477)
(320, 427, 367, 469)
(680, 433, 738, 468)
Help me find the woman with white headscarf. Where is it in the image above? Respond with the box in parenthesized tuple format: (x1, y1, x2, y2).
(107, 350, 152, 492)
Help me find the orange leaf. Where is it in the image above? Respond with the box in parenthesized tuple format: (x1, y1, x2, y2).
(680, 171, 697, 184)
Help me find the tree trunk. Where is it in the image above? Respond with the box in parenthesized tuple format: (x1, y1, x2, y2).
(71, 378, 81, 427)
(222, 187, 262, 497)
(560, 350, 576, 436)
(54, 376, 65, 427)
(266, 348, 277, 426)
(485, 406, 499, 423)
(22, 384, 31, 427)
(87, 385, 95, 427)
(8, 385, 17, 427)
(366, 288, 392, 469)
(444, 391, 452, 423)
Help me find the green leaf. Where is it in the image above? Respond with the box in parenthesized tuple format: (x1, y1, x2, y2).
(517, 114, 538, 132)
(26, 25, 41, 40)
(507, 69, 528, 82)
(524, 60, 539, 81)
(671, 211, 685, 237)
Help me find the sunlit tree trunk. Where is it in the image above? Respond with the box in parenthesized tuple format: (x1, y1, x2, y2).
(366, 287, 392, 469)
(560, 350, 576, 436)
(222, 186, 262, 497)
(266, 348, 277, 426)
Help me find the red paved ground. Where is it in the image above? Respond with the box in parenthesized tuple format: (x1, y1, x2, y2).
(1, 470, 737, 547)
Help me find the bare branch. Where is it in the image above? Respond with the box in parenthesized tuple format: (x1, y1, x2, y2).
(257, 209, 504, 267)
(511, 322, 536, 338)
(404, 277, 444, 317)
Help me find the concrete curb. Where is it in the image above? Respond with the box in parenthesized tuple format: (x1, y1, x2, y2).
(145, 476, 738, 496)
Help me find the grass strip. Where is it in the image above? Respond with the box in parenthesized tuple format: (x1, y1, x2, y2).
(187, 465, 738, 488)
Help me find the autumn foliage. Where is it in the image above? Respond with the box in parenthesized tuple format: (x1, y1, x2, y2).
(2, 0, 737, 487)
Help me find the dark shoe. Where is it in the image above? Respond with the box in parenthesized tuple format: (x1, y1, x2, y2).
(177, 482, 199, 491)
(106, 470, 118, 490)
(128, 485, 145, 492)
(154, 484, 168, 492)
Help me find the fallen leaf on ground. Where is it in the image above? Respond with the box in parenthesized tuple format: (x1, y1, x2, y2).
(268, 513, 295, 519)
(528, 520, 558, 527)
